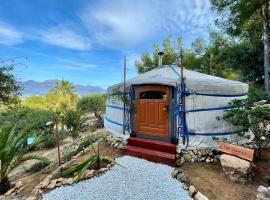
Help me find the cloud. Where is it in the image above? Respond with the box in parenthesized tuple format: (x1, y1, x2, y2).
(39, 26, 91, 51)
(79, 0, 214, 48)
(0, 21, 23, 45)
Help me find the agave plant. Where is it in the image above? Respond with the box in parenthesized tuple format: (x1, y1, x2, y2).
(63, 142, 124, 182)
(0, 123, 50, 194)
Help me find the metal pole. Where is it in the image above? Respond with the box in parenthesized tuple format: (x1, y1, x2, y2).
(123, 56, 126, 135)
(55, 117, 61, 166)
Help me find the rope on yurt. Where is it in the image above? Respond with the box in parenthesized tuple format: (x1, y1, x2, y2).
(189, 129, 243, 136)
(185, 91, 247, 97)
(176, 78, 189, 149)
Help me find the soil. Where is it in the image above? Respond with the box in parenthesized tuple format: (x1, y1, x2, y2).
(182, 158, 270, 200)
(13, 141, 123, 196)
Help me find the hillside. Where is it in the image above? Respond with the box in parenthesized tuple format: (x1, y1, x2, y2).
(20, 80, 105, 97)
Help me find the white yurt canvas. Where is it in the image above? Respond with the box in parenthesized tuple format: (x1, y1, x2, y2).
(104, 65, 249, 149)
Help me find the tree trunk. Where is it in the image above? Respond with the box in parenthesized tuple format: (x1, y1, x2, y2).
(262, 2, 270, 96)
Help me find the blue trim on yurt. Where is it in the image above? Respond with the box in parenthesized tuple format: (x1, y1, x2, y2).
(105, 117, 126, 127)
(106, 104, 129, 111)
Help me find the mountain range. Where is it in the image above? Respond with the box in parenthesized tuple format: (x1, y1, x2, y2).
(20, 80, 105, 97)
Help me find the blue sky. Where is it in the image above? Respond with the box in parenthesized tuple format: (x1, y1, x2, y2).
(0, 0, 214, 89)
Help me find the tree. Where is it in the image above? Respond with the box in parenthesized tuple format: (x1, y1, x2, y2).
(47, 79, 79, 113)
(0, 123, 50, 194)
(211, 0, 270, 95)
(77, 94, 106, 128)
(62, 110, 87, 139)
(0, 64, 20, 105)
(135, 35, 182, 73)
(223, 99, 270, 159)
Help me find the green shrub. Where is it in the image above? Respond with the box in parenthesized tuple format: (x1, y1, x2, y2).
(77, 94, 106, 128)
(26, 160, 51, 173)
(223, 99, 270, 159)
(62, 109, 87, 139)
(247, 85, 269, 104)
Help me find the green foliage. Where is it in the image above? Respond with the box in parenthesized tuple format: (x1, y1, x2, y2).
(0, 107, 57, 138)
(0, 123, 50, 194)
(62, 110, 87, 139)
(62, 135, 103, 162)
(22, 79, 79, 113)
(0, 64, 20, 105)
(247, 85, 269, 104)
(63, 141, 124, 182)
(26, 160, 51, 173)
(77, 94, 106, 128)
(223, 99, 270, 157)
(135, 35, 182, 73)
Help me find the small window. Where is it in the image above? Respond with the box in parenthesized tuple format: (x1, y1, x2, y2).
(140, 91, 166, 99)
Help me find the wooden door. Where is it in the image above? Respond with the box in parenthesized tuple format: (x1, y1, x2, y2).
(135, 85, 169, 137)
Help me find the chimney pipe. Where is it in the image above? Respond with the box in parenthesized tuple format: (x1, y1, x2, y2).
(158, 51, 164, 66)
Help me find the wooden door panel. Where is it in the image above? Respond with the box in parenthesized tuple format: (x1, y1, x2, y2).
(135, 85, 169, 138)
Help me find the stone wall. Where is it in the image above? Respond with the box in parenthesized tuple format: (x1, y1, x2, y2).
(104, 133, 127, 149)
(176, 146, 220, 165)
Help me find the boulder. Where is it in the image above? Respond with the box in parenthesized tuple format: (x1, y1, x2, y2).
(171, 168, 181, 178)
(15, 181, 23, 189)
(188, 185, 197, 197)
(257, 185, 270, 200)
(194, 191, 209, 200)
(63, 178, 74, 185)
(4, 188, 15, 196)
(85, 170, 95, 179)
(26, 195, 37, 200)
(176, 173, 187, 183)
(47, 180, 57, 189)
(220, 154, 254, 184)
(38, 179, 50, 189)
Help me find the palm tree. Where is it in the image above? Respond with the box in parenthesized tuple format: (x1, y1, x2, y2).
(51, 79, 78, 113)
(0, 124, 50, 194)
(62, 110, 87, 139)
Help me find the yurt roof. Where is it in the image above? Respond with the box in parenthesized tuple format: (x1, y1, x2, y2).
(108, 65, 249, 95)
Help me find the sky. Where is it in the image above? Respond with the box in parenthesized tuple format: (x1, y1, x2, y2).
(0, 0, 215, 89)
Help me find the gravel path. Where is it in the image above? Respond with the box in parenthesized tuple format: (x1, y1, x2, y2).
(42, 156, 192, 200)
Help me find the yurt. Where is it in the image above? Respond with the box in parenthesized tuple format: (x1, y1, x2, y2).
(104, 65, 249, 153)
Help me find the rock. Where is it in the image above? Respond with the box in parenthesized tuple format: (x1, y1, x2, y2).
(176, 173, 187, 183)
(193, 149, 198, 155)
(194, 191, 209, 200)
(188, 185, 197, 197)
(171, 169, 181, 178)
(118, 144, 124, 149)
(31, 188, 44, 195)
(39, 179, 50, 189)
(182, 153, 192, 161)
(257, 185, 270, 200)
(205, 158, 211, 163)
(4, 188, 15, 196)
(47, 180, 57, 189)
(220, 154, 254, 184)
(107, 164, 112, 168)
(191, 155, 198, 162)
(85, 169, 95, 179)
(26, 195, 37, 200)
(182, 183, 189, 190)
(176, 147, 182, 154)
(15, 181, 23, 189)
(63, 178, 74, 185)
(98, 168, 108, 174)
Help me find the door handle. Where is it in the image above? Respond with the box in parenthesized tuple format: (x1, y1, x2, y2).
(163, 105, 169, 111)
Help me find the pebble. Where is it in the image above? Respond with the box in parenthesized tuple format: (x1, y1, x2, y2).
(43, 156, 192, 200)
